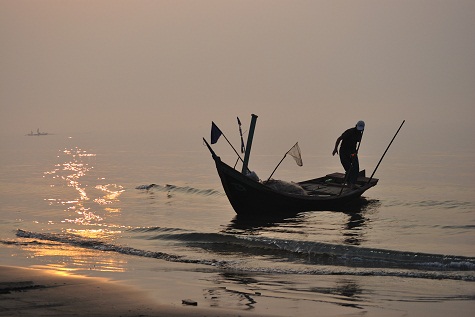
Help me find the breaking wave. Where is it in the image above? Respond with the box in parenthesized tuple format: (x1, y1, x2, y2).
(385, 199, 474, 210)
(14, 229, 475, 282)
(135, 183, 223, 196)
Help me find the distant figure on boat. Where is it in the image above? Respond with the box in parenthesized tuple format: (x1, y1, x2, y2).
(27, 128, 48, 136)
(332, 120, 365, 187)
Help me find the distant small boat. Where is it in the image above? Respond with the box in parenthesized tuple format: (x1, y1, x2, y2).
(27, 129, 49, 136)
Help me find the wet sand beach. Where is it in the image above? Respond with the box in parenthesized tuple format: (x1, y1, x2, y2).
(0, 265, 279, 317)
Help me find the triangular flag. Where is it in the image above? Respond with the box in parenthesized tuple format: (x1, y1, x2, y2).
(211, 122, 222, 144)
(287, 142, 303, 166)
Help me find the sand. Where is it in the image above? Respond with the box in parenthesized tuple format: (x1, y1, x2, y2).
(0, 265, 273, 317)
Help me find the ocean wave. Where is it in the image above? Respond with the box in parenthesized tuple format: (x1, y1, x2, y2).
(15, 229, 216, 265)
(385, 199, 474, 210)
(415, 200, 473, 209)
(441, 225, 475, 230)
(135, 183, 223, 196)
(146, 230, 475, 272)
(14, 229, 475, 282)
(0, 238, 59, 247)
(127, 226, 188, 234)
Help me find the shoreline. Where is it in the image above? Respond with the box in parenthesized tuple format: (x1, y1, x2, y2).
(1, 249, 474, 317)
(0, 265, 273, 317)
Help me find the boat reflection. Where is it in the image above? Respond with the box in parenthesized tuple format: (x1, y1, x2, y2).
(204, 272, 260, 310)
(207, 272, 365, 311)
(226, 213, 307, 234)
(341, 199, 381, 246)
(226, 198, 381, 246)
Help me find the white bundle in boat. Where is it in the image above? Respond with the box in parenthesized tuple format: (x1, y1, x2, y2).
(245, 170, 260, 182)
(265, 179, 306, 195)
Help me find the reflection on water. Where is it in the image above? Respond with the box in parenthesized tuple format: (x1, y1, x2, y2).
(226, 198, 382, 246)
(19, 240, 127, 273)
(205, 272, 366, 311)
(341, 199, 381, 246)
(36, 146, 126, 272)
(95, 184, 124, 205)
(225, 214, 307, 234)
(342, 213, 367, 245)
(43, 147, 124, 226)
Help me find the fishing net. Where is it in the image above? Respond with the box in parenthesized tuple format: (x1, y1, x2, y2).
(288, 142, 303, 166)
(265, 179, 306, 195)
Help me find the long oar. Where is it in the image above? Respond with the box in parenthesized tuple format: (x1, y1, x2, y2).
(367, 120, 405, 184)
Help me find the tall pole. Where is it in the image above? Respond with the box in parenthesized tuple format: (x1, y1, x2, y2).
(242, 114, 258, 174)
(221, 132, 244, 164)
(367, 120, 405, 184)
(266, 153, 287, 183)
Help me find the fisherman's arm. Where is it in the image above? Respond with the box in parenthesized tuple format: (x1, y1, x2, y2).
(332, 136, 342, 156)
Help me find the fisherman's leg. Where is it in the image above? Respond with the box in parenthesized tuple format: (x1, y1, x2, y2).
(339, 152, 352, 185)
(339, 152, 352, 173)
(349, 156, 359, 185)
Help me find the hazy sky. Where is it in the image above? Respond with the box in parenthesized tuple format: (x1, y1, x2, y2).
(1, 1, 474, 153)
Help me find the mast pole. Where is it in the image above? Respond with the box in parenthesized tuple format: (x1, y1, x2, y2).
(242, 114, 258, 174)
(266, 153, 287, 183)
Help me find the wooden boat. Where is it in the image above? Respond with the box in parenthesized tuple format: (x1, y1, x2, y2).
(27, 129, 48, 136)
(204, 138, 378, 216)
(204, 115, 403, 216)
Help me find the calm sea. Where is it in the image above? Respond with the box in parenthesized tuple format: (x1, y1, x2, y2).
(1, 131, 474, 316)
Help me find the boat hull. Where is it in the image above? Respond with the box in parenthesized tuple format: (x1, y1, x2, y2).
(214, 156, 378, 216)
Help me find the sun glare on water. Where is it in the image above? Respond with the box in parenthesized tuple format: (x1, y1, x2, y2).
(43, 147, 125, 227)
